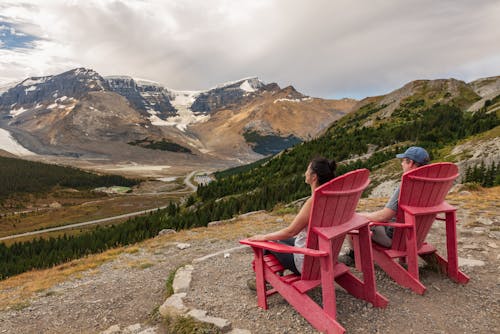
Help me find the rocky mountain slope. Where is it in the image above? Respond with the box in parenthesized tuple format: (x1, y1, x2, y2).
(0, 69, 354, 168)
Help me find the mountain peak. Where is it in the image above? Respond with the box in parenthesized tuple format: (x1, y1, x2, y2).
(210, 77, 264, 92)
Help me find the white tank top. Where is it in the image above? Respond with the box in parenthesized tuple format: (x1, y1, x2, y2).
(293, 229, 307, 274)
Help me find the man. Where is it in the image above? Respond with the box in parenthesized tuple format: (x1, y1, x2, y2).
(341, 146, 430, 264)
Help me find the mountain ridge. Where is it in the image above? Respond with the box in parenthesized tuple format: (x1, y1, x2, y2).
(0, 68, 355, 169)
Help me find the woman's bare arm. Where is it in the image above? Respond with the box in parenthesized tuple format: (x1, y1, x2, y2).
(248, 197, 313, 241)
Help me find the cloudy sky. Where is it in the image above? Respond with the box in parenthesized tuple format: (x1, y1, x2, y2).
(1, 0, 499, 99)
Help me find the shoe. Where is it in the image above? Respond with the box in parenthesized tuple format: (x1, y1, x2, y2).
(338, 249, 355, 267)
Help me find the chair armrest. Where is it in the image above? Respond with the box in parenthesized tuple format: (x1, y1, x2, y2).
(400, 201, 456, 215)
(239, 239, 328, 257)
(313, 214, 370, 240)
(369, 221, 413, 228)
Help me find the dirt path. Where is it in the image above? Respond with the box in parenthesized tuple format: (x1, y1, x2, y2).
(0, 189, 498, 333)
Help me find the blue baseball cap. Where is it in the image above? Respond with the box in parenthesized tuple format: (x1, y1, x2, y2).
(396, 146, 430, 165)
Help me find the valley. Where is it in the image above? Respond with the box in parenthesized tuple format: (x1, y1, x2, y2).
(0, 70, 499, 283)
(0, 157, 206, 244)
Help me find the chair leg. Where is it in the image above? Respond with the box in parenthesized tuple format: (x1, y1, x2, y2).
(253, 248, 268, 309)
(351, 234, 362, 272)
(372, 250, 426, 295)
(337, 226, 388, 307)
(358, 226, 376, 301)
(404, 213, 420, 283)
(318, 238, 337, 319)
(444, 211, 470, 284)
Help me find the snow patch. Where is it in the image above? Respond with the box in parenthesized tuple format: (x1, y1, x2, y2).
(169, 90, 201, 108)
(212, 76, 260, 90)
(9, 106, 27, 117)
(273, 97, 312, 104)
(24, 85, 37, 93)
(240, 80, 256, 92)
(154, 90, 209, 131)
(21, 77, 50, 87)
(134, 78, 164, 87)
(0, 128, 36, 156)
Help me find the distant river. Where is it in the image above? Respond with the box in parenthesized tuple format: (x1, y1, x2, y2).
(0, 128, 35, 156)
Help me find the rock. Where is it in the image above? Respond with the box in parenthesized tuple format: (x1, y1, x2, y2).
(476, 217, 494, 226)
(158, 229, 176, 236)
(49, 202, 62, 208)
(472, 227, 486, 235)
(176, 243, 191, 250)
(228, 329, 252, 334)
(208, 218, 236, 227)
(187, 309, 232, 332)
(487, 242, 498, 249)
(173, 265, 193, 294)
(458, 257, 485, 267)
(106, 76, 177, 116)
(137, 328, 158, 334)
(463, 244, 483, 250)
(489, 232, 500, 240)
(276, 218, 284, 223)
(159, 293, 188, 317)
(123, 323, 141, 333)
(238, 210, 266, 218)
(101, 325, 121, 334)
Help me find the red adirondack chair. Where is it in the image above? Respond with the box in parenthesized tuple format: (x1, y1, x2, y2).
(240, 169, 388, 334)
(351, 162, 470, 295)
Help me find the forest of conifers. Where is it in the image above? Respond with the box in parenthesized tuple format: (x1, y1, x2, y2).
(0, 156, 139, 204)
(1, 101, 499, 280)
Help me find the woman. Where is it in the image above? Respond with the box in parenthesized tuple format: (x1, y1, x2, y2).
(248, 157, 336, 275)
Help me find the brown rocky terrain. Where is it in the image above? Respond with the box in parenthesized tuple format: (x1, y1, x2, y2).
(191, 86, 355, 158)
(0, 186, 498, 333)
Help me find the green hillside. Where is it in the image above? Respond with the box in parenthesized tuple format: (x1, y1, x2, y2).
(0, 156, 140, 204)
(198, 82, 499, 206)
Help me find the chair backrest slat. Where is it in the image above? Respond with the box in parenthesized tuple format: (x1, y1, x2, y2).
(392, 163, 458, 251)
(301, 169, 370, 280)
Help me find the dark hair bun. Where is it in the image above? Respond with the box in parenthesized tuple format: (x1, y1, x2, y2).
(329, 160, 337, 173)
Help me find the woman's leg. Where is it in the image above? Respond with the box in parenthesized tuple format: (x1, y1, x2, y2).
(266, 238, 300, 275)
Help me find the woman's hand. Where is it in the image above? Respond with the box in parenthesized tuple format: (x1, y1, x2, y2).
(247, 234, 268, 241)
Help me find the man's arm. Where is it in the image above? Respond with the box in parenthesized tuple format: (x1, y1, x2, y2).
(359, 207, 396, 222)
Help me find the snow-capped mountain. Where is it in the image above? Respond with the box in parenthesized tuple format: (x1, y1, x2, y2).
(0, 68, 355, 166)
(105, 76, 177, 120)
(0, 68, 107, 112)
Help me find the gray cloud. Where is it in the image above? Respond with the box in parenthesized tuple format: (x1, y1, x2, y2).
(0, 0, 499, 99)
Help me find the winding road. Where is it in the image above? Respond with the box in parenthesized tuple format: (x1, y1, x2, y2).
(0, 170, 201, 241)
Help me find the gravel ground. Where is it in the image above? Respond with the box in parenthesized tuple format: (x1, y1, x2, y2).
(184, 242, 499, 334)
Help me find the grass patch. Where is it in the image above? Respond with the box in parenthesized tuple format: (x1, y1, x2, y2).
(165, 266, 183, 298)
(272, 206, 298, 215)
(0, 246, 125, 311)
(139, 262, 154, 270)
(11, 301, 30, 311)
(163, 315, 222, 334)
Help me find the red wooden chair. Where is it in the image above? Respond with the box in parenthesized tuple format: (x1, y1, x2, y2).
(240, 169, 388, 334)
(351, 162, 470, 295)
